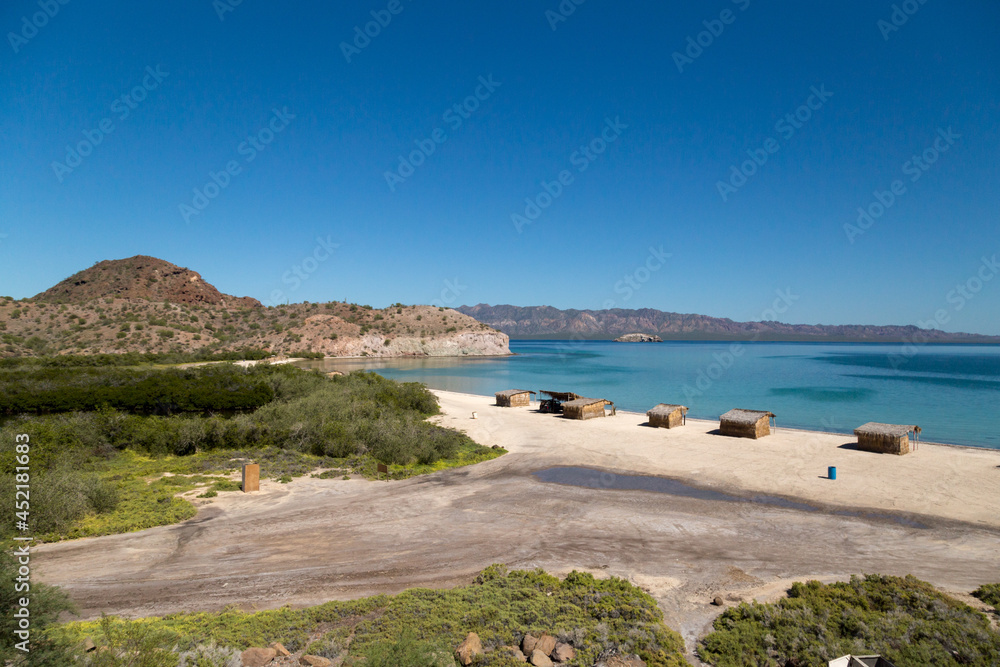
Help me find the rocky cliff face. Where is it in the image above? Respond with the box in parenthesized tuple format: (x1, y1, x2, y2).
(457, 304, 1000, 343)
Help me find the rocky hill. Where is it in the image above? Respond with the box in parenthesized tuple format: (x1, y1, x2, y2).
(0, 258, 509, 358)
(456, 304, 1000, 343)
(34, 256, 262, 308)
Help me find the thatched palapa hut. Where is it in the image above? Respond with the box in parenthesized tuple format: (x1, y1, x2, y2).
(647, 403, 688, 428)
(562, 397, 615, 420)
(539, 391, 582, 402)
(495, 389, 536, 407)
(719, 409, 775, 439)
(854, 422, 921, 455)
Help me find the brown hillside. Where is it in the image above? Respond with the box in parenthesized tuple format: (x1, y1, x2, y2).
(2, 256, 508, 358)
(32, 256, 261, 308)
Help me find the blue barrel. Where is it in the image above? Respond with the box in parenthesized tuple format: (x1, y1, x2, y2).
(828, 466, 837, 480)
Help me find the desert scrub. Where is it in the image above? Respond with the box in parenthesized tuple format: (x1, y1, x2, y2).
(54, 567, 689, 666)
(698, 574, 1000, 666)
(973, 583, 1000, 613)
(1, 366, 503, 542)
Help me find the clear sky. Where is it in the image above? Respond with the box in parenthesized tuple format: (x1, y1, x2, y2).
(2, 1, 998, 333)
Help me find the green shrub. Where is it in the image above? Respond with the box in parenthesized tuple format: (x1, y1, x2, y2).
(0, 551, 78, 665)
(56, 568, 689, 666)
(973, 583, 1000, 612)
(699, 574, 1000, 666)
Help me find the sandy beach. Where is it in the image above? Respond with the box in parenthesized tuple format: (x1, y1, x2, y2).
(433, 390, 1000, 529)
(34, 389, 1000, 659)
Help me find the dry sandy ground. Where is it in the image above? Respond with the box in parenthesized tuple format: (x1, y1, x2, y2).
(34, 390, 1000, 660)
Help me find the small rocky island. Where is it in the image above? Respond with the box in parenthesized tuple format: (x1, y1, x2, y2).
(613, 333, 663, 342)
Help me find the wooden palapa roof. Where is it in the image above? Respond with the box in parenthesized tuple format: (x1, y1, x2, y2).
(562, 397, 612, 408)
(854, 422, 921, 436)
(495, 389, 536, 398)
(647, 403, 688, 416)
(720, 409, 775, 424)
(540, 390, 582, 401)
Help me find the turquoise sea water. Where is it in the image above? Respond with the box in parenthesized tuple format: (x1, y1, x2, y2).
(298, 341, 1000, 450)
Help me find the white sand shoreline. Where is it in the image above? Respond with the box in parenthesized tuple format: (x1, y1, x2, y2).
(431, 389, 1000, 529)
(441, 387, 995, 452)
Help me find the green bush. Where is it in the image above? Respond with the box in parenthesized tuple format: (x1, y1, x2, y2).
(0, 366, 500, 542)
(698, 574, 1000, 666)
(0, 364, 274, 415)
(0, 551, 78, 665)
(56, 567, 689, 666)
(973, 583, 1000, 613)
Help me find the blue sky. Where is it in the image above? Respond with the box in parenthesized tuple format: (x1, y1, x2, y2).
(1, 1, 998, 333)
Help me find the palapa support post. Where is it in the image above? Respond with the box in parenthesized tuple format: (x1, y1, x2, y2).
(241, 463, 260, 493)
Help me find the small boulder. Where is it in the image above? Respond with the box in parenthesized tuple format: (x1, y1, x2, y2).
(504, 646, 527, 663)
(455, 632, 484, 666)
(529, 649, 554, 667)
(241, 647, 277, 667)
(83, 637, 97, 652)
(712, 596, 724, 606)
(534, 634, 556, 657)
(552, 642, 575, 662)
(270, 642, 291, 657)
(299, 656, 332, 667)
(521, 633, 538, 655)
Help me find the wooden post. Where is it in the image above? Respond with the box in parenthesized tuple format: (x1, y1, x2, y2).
(242, 463, 260, 492)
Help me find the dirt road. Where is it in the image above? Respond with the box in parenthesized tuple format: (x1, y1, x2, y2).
(34, 391, 1000, 656)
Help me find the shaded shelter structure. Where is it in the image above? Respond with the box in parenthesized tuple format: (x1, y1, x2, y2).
(495, 389, 535, 407)
(854, 422, 921, 455)
(562, 397, 615, 420)
(537, 390, 583, 414)
(647, 403, 688, 428)
(719, 409, 775, 439)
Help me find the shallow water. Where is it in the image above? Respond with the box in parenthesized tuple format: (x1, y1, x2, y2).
(296, 340, 1000, 449)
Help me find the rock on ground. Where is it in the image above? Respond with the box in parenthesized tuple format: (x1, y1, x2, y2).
(552, 642, 576, 662)
(299, 656, 332, 667)
(455, 631, 484, 666)
(240, 646, 277, 666)
(533, 634, 556, 657)
(529, 649, 554, 666)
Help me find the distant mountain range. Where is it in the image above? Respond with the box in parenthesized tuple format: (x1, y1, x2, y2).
(456, 304, 1000, 343)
